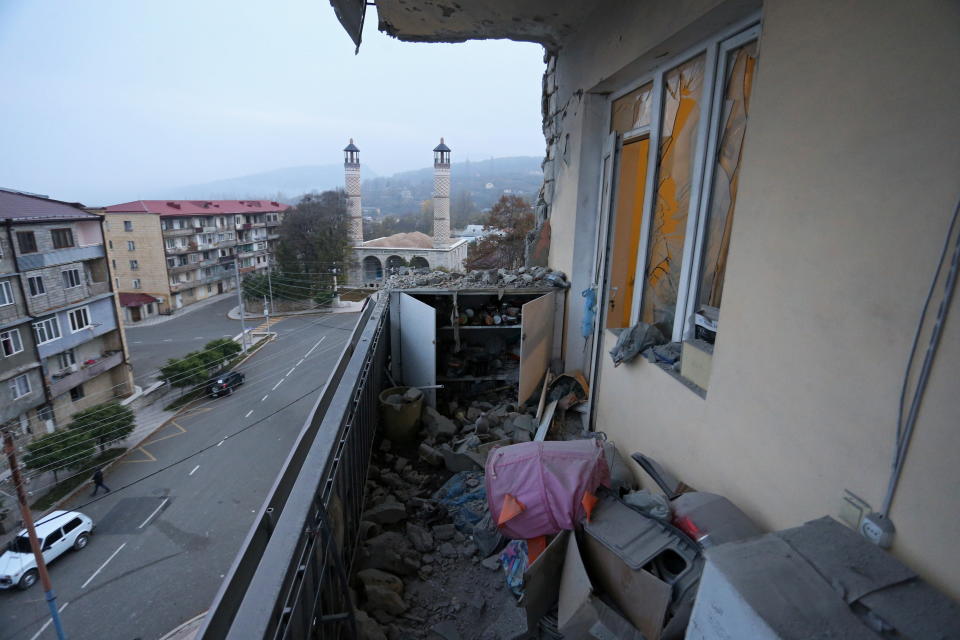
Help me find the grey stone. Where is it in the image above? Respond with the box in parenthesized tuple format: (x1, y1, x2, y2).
(418, 443, 443, 466)
(432, 524, 456, 541)
(460, 542, 478, 557)
(422, 406, 458, 438)
(513, 428, 531, 443)
(481, 554, 501, 571)
(406, 522, 434, 553)
(502, 274, 518, 284)
(513, 414, 535, 433)
(365, 584, 408, 615)
(428, 620, 461, 640)
(357, 568, 404, 596)
(438, 443, 482, 472)
(380, 440, 392, 452)
(358, 520, 382, 541)
(438, 542, 458, 558)
(521, 274, 535, 284)
(363, 497, 407, 525)
(362, 532, 419, 576)
(402, 387, 423, 402)
(355, 609, 388, 640)
(394, 457, 409, 473)
(466, 406, 482, 421)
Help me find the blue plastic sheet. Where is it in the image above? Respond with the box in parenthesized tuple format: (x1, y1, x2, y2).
(433, 471, 487, 532)
(499, 539, 528, 597)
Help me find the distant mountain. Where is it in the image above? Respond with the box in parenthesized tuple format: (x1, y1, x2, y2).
(164, 164, 376, 203)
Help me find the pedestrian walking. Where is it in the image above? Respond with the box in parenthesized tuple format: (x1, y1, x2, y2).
(91, 468, 110, 496)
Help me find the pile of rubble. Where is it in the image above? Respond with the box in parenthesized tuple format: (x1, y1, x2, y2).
(383, 266, 570, 290)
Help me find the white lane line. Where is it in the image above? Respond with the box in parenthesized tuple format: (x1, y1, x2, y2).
(138, 498, 169, 529)
(81, 543, 126, 589)
(217, 439, 225, 447)
(271, 379, 283, 391)
(162, 339, 173, 342)
(189, 465, 200, 476)
(305, 336, 325, 357)
(261, 394, 269, 402)
(285, 367, 296, 377)
(296, 359, 304, 366)
(244, 409, 253, 418)
(28, 601, 69, 640)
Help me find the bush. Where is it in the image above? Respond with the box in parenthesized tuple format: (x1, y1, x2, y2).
(23, 429, 95, 482)
(69, 402, 136, 452)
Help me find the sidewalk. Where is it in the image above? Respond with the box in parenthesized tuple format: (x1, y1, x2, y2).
(227, 299, 364, 320)
(131, 292, 235, 327)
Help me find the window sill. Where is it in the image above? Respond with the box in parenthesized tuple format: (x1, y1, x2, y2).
(652, 360, 707, 399)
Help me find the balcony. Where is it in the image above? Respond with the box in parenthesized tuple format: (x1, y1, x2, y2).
(88, 281, 110, 296)
(165, 242, 199, 255)
(169, 274, 226, 292)
(265, 219, 280, 227)
(49, 350, 124, 397)
(162, 227, 196, 237)
(16, 243, 104, 271)
(218, 256, 236, 265)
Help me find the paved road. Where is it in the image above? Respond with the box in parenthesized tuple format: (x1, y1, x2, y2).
(125, 297, 245, 385)
(0, 311, 361, 640)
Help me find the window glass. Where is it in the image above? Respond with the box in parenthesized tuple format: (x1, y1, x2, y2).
(130, 260, 139, 270)
(58, 348, 76, 368)
(16, 231, 37, 254)
(0, 280, 13, 306)
(43, 529, 63, 549)
(68, 307, 90, 332)
(1, 329, 23, 356)
(697, 41, 758, 310)
(28, 276, 45, 296)
(127, 241, 135, 251)
(640, 54, 705, 336)
(70, 384, 85, 401)
(63, 518, 82, 534)
(123, 221, 133, 232)
(33, 317, 61, 344)
(10, 373, 31, 398)
(607, 137, 651, 328)
(62, 269, 81, 288)
(611, 83, 654, 134)
(51, 228, 74, 249)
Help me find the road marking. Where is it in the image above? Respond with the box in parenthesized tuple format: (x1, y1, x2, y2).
(189, 465, 200, 476)
(217, 439, 225, 447)
(244, 410, 253, 418)
(162, 339, 173, 342)
(261, 394, 269, 402)
(132, 340, 142, 344)
(296, 359, 304, 366)
(272, 379, 283, 391)
(305, 336, 325, 357)
(28, 602, 69, 640)
(286, 367, 296, 377)
(138, 498, 169, 529)
(81, 543, 126, 589)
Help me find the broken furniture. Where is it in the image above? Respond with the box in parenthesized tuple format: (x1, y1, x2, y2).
(389, 288, 558, 408)
(686, 516, 960, 639)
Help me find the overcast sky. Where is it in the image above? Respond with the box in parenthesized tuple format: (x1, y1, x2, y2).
(0, 1, 545, 205)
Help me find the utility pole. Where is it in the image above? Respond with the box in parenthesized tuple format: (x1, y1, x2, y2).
(332, 267, 341, 307)
(266, 266, 274, 312)
(234, 258, 248, 353)
(4, 432, 67, 640)
(263, 295, 270, 332)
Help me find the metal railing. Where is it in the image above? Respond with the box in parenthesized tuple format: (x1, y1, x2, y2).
(200, 293, 388, 639)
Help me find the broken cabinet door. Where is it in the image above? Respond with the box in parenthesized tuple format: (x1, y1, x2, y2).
(399, 292, 437, 406)
(519, 291, 555, 405)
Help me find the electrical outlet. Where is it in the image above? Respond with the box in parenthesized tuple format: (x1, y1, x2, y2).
(860, 512, 895, 548)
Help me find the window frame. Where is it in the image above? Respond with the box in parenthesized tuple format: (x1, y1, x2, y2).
(0, 280, 13, 306)
(0, 328, 23, 357)
(10, 373, 31, 399)
(68, 306, 92, 333)
(132, 278, 141, 289)
(33, 316, 61, 345)
(129, 259, 139, 271)
(127, 240, 136, 251)
(51, 228, 75, 249)
(600, 18, 761, 343)
(58, 348, 76, 369)
(27, 275, 45, 297)
(123, 220, 133, 232)
(62, 268, 82, 289)
(70, 384, 85, 401)
(16, 231, 38, 254)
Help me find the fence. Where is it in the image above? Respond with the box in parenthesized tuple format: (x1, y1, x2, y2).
(200, 292, 388, 639)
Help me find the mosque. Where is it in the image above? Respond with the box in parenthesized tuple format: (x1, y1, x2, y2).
(344, 139, 468, 286)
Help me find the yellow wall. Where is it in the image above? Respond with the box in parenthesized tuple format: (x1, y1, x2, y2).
(102, 212, 170, 306)
(553, 0, 960, 597)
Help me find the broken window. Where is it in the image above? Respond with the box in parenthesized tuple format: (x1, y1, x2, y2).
(611, 83, 653, 134)
(606, 137, 650, 329)
(697, 41, 758, 310)
(640, 54, 705, 336)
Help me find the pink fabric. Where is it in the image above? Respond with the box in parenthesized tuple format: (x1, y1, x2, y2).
(485, 439, 611, 539)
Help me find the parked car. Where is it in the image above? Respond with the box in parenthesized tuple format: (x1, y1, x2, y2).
(207, 371, 245, 397)
(0, 510, 94, 590)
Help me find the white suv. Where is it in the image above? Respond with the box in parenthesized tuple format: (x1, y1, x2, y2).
(0, 510, 94, 590)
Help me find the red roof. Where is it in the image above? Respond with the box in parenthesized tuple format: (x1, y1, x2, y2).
(103, 200, 290, 217)
(0, 189, 98, 222)
(118, 292, 159, 307)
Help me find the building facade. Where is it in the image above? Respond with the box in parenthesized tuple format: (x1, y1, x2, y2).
(346, 140, 468, 286)
(336, 0, 960, 599)
(0, 189, 133, 443)
(100, 200, 288, 320)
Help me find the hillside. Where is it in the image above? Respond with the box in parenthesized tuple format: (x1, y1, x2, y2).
(165, 164, 376, 203)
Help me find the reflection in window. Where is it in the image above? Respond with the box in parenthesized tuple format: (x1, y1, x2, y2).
(611, 83, 653, 134)
(606, 138, 650, 328)
(641, 54, 705, 336)
(698, 42, 758, 309)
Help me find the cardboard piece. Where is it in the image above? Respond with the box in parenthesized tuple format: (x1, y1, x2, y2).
(522, 530, 570, 631)
(558, 534, 646, 639)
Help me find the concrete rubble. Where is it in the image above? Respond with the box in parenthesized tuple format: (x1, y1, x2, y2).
(382, 266, 570, 291)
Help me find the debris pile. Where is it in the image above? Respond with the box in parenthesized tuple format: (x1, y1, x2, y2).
(383, 266, 570, 291)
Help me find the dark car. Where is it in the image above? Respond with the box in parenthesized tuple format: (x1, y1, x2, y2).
(207, 371, 245, 397)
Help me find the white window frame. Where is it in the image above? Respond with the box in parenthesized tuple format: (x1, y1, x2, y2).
(9, 373, 31, 399)
(68, 306, 92, 333)
(128, 240, 136, 251)
(27, 275, 45, 297)
(0, 328, 23, 357)
(62, 268, 82, 289)
(33, 316, 61, 344)
(129, 259, 139, 270)
(58, 348, 76, 369)
(132, 278, 141, 289)
(123, 220, 133, 232)
(0, 280, 13, 306)
(599, 17, 761, 344)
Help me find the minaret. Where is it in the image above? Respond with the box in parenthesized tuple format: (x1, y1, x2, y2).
(432, 138, 451, 248)
(344, 139, 363, 247)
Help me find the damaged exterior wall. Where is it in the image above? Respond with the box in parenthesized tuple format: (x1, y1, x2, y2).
(550, 0, 960, 599)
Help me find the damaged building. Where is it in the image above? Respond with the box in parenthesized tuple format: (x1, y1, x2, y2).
(195, 1, 960, 639)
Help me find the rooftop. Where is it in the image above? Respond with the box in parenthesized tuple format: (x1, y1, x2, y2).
(103, 200, 289, 217)
(363, 231, 435, 249)
(118, 292, 160, 308)
(0, 188, 97, 222)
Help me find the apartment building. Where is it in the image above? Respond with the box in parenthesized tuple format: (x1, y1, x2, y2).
(0, 189, 132, 441)
(100, 200, 287, 321)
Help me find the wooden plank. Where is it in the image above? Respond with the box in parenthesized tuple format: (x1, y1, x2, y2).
(519, 291, 555, 405)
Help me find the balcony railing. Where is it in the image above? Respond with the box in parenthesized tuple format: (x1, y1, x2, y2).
(201, 294, 387, 639)
(88, 281, 110, 296)
(49, 351, 124, 397)
(170, 274, 227, 292)
(162, 227, 196, 237)
(16, 244, 104, 271)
